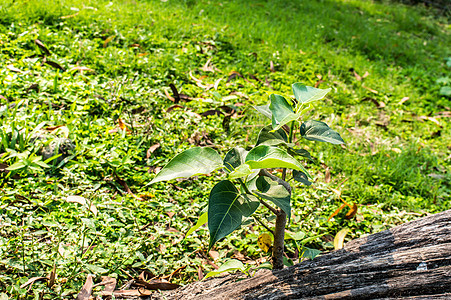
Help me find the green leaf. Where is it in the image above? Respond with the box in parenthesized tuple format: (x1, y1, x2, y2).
(288, 148, 313, 161)
(227, 164, 254, 180)
(245, 145, 310, 176)
(253, 176, 291, 220)
(439, 86, 451, 97)
(33, 158, 50, 168)
(185, 211, 208, 239)
(256, 125, 290, 147)
(293, 170, 312, 186)
(208, 181, 259, 249)
(223, 147, 248, 173)
(301, 247, 321, 260)
(283, 256, 294, 267)
(204, 259, 245, 280)
(253, 104, 272, 119)
(240, 194, 260, 217)
(292, 83, 331, 104)
(85, 264, 109, 274)
(269, 94, 300, 130)
(6, 161, 26, 171)
(285, 231, 306, 241)
(300, 120, 344, 144)
(253, 261, 273, 271)
(150, 147, 222, 184)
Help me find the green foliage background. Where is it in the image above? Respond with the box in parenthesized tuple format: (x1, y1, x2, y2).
(0, 0, 449, 298)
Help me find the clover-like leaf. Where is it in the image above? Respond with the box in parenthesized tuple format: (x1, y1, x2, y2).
(292, 83, 331, 105)
(300, 120, 344, 144)
(150, 147, 222, 184)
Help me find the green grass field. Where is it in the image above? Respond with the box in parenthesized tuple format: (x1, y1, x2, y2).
(0, 0, 450, 298)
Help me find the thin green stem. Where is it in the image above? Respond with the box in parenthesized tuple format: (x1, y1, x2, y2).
(282, 121, 295, 181)
(238, 177, 280, 215)
(237, 178, 252, 195)
(254, 215, 274, 236)
(288, 121, 295, 144)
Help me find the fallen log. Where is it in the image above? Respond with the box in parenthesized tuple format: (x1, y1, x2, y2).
(159, 209, 451, 299)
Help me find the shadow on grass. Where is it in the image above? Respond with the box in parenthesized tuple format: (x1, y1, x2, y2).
(194, 0, 447, 68)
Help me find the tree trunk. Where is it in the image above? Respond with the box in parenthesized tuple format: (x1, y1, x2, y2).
(159, 209, 451, 299)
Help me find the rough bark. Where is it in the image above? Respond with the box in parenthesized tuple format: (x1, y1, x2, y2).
(159, 209, 451, 299)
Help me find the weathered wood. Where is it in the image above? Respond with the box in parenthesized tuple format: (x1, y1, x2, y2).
(160, 209, 451, 299)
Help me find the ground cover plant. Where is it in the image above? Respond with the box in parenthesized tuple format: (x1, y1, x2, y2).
(0, 0, 449, 298)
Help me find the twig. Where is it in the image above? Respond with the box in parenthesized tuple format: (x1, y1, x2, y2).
(254, 215, 274, 236)
(259, 198, 280, 215)
(259, 169, 292, 195)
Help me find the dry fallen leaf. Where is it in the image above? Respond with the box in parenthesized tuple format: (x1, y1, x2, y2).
(146, 143, 160, 159)
(399, 97, 410, 105)
(345, 203, 358, 220)
(166, 104, 184, 112)
(164, 88, 175, 102)
(198, 265, 204, 280)
(69, 66, 95, 73)
(420, 116, 441, 127)
(45, 125, 65, 131)
(44, 59, 65, 71)
(97, 276, 117, 297)
(209, 250, 219, 260)
(135, 276, 180, 291)
(112, 289, 153, 297)
(47, 264, 56, 288)
(362, 85, 379, 94)
(270, 61, 275, 72)
(353, 70, 362, 81)
(76, 274, 94, 300)
(328, 203, 347, 222)
(139, 270, 156, 281)
(103, 35, 115, 48)
(34, 39, 50, 55)
(257, 233, 273, 253)
(334, 228, 349, 250)
(60, 11, 80, 19)
(201, 58, 220, 73)
(189, 71, 214, 90)
(325, 168, 331, 183)
(117, 118, 131, 132)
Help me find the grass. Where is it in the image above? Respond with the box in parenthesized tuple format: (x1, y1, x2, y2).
(0, 0, 449, 298)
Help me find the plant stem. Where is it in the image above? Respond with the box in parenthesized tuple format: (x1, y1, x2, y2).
(272, 210, 287, 270)
(272, 121, 295, 270)
(237, 178, 252, 195)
